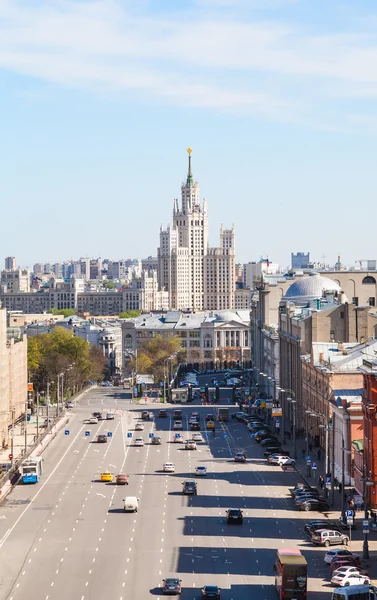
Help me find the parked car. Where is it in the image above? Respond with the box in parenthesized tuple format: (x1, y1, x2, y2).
(330, 557, 362, 572)
(267, 453, 290, 464)
(264, 446, 283, 458)
(332, 566, 369, 579)
(324, 549, 356, 564)
(297, 498, 330, 512)
(278, 457, 296, 466)
(311, 529, 349, 547)
(331, 572, 370, 587)
(305, 520, 340, 535)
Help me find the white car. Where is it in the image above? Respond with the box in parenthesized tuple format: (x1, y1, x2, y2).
(163, 462, 175, 473)
(332, 567, 368, 579)
(324, 549, 356, 564)
(173, 421, 183, 430)
(135, 422, 144, 431)
(331, 573, 370, 587)
(134, 438, 144, 447)
(192, 433, 202, 442)
(195, 466, 207, 476)
(278, 457, 296, 466)
(267, 454, 288, 464)
(88, 417, 98, 424)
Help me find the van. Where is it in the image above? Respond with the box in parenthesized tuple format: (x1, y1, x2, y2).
(123, 496, 139, 513)
(311, 528, 349, 547)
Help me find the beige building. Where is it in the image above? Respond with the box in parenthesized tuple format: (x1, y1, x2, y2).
(321, 271, 377, 308)
(204, 225, 235, 311)
(123, 270, 169, 313)
(0, 308, 28, 449)
(1, 269, 30, 293)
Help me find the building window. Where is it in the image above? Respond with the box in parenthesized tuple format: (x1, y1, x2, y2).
(330, 330, 335, 341)
(352, 297, 359, 306)
(369, 297, 376, 307)
(362, 276, 376, 285)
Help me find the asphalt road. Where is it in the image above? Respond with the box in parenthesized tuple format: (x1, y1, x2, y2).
(0, 388, 334, 599)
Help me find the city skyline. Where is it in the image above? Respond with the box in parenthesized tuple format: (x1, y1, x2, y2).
(2, 1, 377, 265)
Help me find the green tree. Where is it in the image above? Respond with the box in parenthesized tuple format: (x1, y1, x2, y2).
(27, 336, 42, 373)
(103, 280, 115, 289)
(119, 310, 141, 319)
(129, 335, 185, 383)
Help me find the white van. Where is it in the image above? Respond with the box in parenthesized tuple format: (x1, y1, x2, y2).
(123, 496, 139, 513)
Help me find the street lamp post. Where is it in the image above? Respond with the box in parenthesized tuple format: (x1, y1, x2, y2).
(288, 398, 297, 459)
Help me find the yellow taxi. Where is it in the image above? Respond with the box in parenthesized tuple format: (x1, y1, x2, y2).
(100, 471, 113, 482)
(206, 421, 215, 430)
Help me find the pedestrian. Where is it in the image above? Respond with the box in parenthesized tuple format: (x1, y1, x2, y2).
(334, 477, 339, 490)
(317, 448, 321, 461)
(309, 442, 313, 452)
(338, 481, 342, 494)
(301, 448, 305, 458)
(319, 475, 324, 490)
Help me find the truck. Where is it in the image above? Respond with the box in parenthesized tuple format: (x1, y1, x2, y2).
(218, 408, 229, 422)
(275, 548, 307, 600)
(21, 457, 43, 484)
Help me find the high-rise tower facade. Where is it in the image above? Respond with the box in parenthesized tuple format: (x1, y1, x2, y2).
(158, 149, 234, 311)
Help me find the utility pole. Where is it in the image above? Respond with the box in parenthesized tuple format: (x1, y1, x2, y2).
(11, 409, 15, 464)
(61, 374, 64, 408)
(24, 397, 28, 454)
(36, 393, 40, 439)
(46, 381, 50, 427)
(57, 375, 60, 417)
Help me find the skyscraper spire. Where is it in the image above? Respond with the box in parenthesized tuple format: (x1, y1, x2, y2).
(186, 147, 193, 187)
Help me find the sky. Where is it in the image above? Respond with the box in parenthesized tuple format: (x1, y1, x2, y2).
(1, 0, 377, 270)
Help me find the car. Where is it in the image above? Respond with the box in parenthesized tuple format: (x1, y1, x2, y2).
(66, 401, 74, 409)
(92, 412, 103, 420)
(260, 437, 279, 447)
(141, 410, 151, 420)
(100, 472, 113, 482)
(231, 412, 246, 420)
(151, 436, 162, 445)
(324, 548, 356, 564)
(201, 585, 221, 598)
(135, 422, 144, 431)
(191, 412, 199, 418)
(264, 447, 283, 458)
(297, 498, 330, 512)
(191, 422, 201, 431)
(294, 488, 320, 499)
(294, 493, 323, 505)
(116, 473, 129, 485)
(88, 417, 98, 424)
(185, 440, 197, 450)
(234, 452, 247, 463)
(267, 453, 290, 464)
(332, 567, 369, 579)
(182, 480, 197, 495)
(195, 466, 207, 476)
(174, 433, 183, 443)
(205, 414, 215, 422)
(189, 417, 198, 425)
(173, 410, 183, 420)
(174, 421, 183, 430)
(311, 529, 349, 547)
(330, 557, 362, 572)
(97, 434, 108, 443)
(331, 573, 370, 587)
(279, 457, 296, 466)
(162, 577, 182, 595)
(134, 438, 144, 447)
(106, 413, 115, 420)
(206, 421, 215, 430)
(226, 508, 243, 524)
(163, 462, 175, 472)
(292, 483, 312, 496)
(254, 432, 272, 442)
(158, 410, 168, 418)
(304, 520, 340, 534)
(192, 433, 202, 442)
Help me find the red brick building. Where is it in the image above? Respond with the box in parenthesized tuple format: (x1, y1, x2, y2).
(361, 373, 377, 509)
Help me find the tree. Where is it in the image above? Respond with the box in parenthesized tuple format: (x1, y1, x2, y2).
(128, 335, 185, 383)
(28, 336, 42, 373)
(103, 280, 115, 289)
(119, 310, 141, 319)
(47, 308, 76, 318)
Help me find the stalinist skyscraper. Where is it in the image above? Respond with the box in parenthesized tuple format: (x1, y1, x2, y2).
(158, 149, 234, 311)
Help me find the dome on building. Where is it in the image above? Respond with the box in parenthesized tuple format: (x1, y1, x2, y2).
(284, 273, 342, 301)
(215, 311, 242, 323)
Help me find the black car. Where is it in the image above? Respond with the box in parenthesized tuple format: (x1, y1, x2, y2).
(294, 490, 320, 501)
(226, 508, 243, 524)
(260, 437, 279, 447)
(182, 480, 197, 495)
(158, 410, 168, 418)
(254, 432, 272, 443)
(191, 422, 201, 431)
(291, 484, 313, 497)
(92, 411, 103, 420)
(304, 520, 339, 534)
(162, 577, 182, 595)
(263, 446, 283, 457)
(297, 498, 330, 512)
(202, 585, 221, 599)
(232, 412, 248, 421)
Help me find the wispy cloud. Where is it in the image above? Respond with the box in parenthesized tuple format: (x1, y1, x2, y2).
(0, 0, 377, 127)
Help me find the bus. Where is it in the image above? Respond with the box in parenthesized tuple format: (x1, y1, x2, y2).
(21, 457, 43, 484)
(123, 378, 132, 390)
(171, 389, 189, 403)
(275, 548, 307, 600)
(332, 585, 377, 600)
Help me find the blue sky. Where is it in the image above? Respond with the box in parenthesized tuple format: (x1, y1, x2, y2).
(1, 0, 377, 269)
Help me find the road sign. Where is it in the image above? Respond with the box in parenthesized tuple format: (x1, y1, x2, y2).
(64, 430, 70, 436)
(8, 453, 13, 460)
(85, 431, 90, 437)
(149, 433, 154, 438)
(224, 433, 228, 439)
(347, 517, 354, 525)
(275, 420, 280, 427)
(306, 459, 311, 466)
(203, 433, 208, 439)
(326, 476, 331, 484)
(312, 462, 317, 470)
(107, 432, 112, 438)
(346, 510, 354, 517)
(127, 432, 132, 438)
(306, 456, 311, 461)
